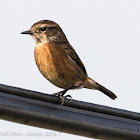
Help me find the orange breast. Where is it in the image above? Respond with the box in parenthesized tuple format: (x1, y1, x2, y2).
(34, 43, 86, 89)
(35, 44, 60, 83)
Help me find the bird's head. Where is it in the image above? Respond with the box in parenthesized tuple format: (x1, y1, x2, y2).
(21, 20, 68, 44)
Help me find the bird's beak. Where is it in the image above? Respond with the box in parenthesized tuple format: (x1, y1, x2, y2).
(21, 30, 33, 35)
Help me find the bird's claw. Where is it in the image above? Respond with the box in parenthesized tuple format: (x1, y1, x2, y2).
(52, 92, 72, 105)
(59, 95, 72, 105)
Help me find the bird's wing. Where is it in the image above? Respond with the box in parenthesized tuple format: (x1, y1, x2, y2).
(63, 43, 87, 75)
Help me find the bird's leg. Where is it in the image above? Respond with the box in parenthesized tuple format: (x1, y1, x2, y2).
(52, 86, 78, 105)
(52, 85, 77, 96)
(52, 89, 69, 96)
(52, 89, 71, 105)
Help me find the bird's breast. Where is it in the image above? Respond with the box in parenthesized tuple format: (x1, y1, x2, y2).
(34, 44, 60, 82)
(34, 43, 86, 89)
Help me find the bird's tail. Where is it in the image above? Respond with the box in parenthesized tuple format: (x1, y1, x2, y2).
(83, 77, 117, 100)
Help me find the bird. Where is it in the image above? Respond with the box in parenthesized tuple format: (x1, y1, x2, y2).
(21, 20, 117, 101)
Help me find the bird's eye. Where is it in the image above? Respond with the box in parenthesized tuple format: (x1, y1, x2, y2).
(40, 27, 47, 32)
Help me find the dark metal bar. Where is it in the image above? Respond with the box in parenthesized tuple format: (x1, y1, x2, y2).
(0, 84, 140, 121)
(0, 84, 140, 140)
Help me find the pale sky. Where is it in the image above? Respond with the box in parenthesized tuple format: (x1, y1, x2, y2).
(0, 0, 140, 140)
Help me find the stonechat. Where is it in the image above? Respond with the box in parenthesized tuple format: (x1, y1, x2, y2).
(21, 20, 117, 100)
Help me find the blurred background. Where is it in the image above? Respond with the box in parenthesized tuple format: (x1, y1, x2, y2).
(0, 0, 140, 140)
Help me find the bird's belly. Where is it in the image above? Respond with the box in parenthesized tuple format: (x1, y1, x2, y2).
(34, 44, 86, 89)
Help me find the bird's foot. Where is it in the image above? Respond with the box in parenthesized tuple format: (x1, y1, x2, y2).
(52, 90, 72, 105)
(59, 95, 72, 105)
